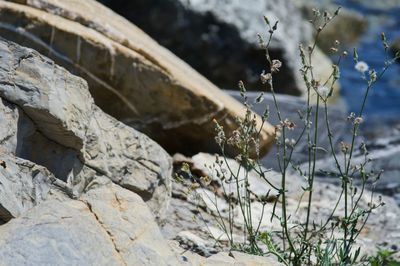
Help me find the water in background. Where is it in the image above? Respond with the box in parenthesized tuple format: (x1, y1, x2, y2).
(335, 0, 400, 132)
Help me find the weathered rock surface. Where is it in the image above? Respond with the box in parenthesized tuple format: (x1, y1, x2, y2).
(0, 153, 66, 223)
(80, 181, 180, 266)
(165, 152, 400, 259)
(0, 182, 181, 266)
(0, 38, 172, 218)
(1, 0, 275, 156)
(98, 0, 336, 96)
(169, 241, 280, 266)
(204, 251, 280, 266)
(0, 199, 125, 266)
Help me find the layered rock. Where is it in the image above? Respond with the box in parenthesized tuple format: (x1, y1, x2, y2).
(0, 38, 172, 218)
(0, 0, 275, 156)
(0, 182, 180, 266)
(0, 153, 66, 223)
(98, 0, 336, 96)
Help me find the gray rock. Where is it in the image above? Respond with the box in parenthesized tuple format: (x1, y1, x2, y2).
(175, 230, 217, 257)
(0, 199, 126, 266)
(168, 152, 400, 259)
(204, 251, 281, 266)
(0, 181, 182, 266)
(0, 38, 172, 218)
(0, 0, 275, 157)
(98, 0, 335, 96)
(0, 153, 66, 223)
(80, 181, 180, 266)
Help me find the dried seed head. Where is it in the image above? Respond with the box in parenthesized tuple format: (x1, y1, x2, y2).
(260, 70, 272, 84)
(271, 59, 282, 73)
(317, 85, 330, 100)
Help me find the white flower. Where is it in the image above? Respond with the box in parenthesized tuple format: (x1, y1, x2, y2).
(317, 85, 330, 100)
(354, 116, 364, 124)
(355, 61, 369, 73)
(285, 138, 296, 147)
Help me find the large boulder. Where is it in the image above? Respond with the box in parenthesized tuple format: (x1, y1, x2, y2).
(0, 38, 172, 218)
(0, 0, 275, 156)
(98, 0, 336, 96)
(0, 182, 180, 266)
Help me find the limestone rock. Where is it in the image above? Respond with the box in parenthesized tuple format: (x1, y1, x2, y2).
(0, 199, 125, 266)
(0, 38, 172, 218)
(0, 153, 66, 223)
(166, 152, 400, 258)
(80, 182, 180, 266)
(98, 0, 337, 97)
(191, 153, 275, 200)
(175, 230, 217, 257)
(204, 251, 281, 266)
(0, 182, 180, 266)
(1, 0, 275, 156)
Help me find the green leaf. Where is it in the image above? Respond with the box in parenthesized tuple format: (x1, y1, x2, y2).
(272, 21, 279, 31)
(255, 92, 264, 103)
(353, 47, 359, 62)
(263, 16, 270, 25)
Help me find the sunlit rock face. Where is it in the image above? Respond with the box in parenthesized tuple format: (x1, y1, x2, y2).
(97, 0, 336, 97)
(0, 0, 275, 157)
(0, 38, 173, 219)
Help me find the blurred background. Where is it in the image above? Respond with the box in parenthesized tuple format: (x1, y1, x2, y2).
(98, 0, 400, 137)
(97, 0, 400, 204)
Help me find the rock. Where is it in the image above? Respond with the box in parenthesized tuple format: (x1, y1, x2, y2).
(0, 199, 125, 266)
(190, 153, 276, 200)
(0, 38, 172, 218)
(167, 152, 400, 259)
(98, 0, 337, 97)
(295, 1, 368, 54)
(0, 183, 180, 266)
(168, 240, 207, 265)
(175, 230, 217, 257)
(0, 153, 66, 223)
(170, 239, 281, 265)
(0, 0, 275, 156)
(80, 181, 180, 265)
(205, 251, 280, 266)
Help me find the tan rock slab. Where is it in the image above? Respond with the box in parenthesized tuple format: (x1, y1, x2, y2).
(1, 0, 275, 156)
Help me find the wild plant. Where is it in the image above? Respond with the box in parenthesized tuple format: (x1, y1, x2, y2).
(178, 6, 400, 266)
